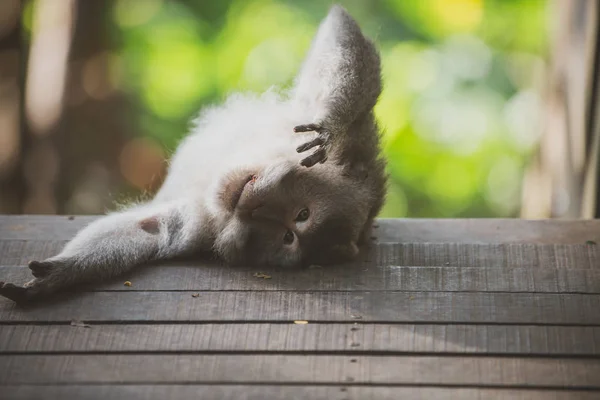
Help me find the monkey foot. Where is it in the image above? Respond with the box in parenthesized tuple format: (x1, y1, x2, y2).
(29, 260, 55, 278)
(294, 123, 331, 167)
(0, 281, 29, 303)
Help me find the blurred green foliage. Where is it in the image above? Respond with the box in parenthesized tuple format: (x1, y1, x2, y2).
(109, 0, 548, 217)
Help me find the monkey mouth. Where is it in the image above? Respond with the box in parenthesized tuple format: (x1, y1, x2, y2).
(221, 173, 257, 212)
(233, 175, 256, 208)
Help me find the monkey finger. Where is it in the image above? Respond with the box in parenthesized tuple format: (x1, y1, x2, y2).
(296, 137, 325, 153)
(293, 123, 321, 133)
(300, 147, 327, 167)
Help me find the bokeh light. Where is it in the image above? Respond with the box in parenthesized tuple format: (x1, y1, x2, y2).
(7, 0, 550, 216)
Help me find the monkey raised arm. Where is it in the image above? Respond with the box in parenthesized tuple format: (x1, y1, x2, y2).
(0, 200, 208, 303)
(292, 5, 382, 168)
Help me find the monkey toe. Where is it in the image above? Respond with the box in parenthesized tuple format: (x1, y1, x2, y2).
(0, 282, 30, 303)
(28, 260, 54, 278)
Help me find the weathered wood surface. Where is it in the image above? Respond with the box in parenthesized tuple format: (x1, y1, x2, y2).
(2, 354, 600, 386)
(1, 240, 598, 268)
(1, 291, 600, 324)
(1, 216, 599, 398)
(4, 240, 597, 267)
(3, 264, 600, 292)
(4, 386, 599, 400)
(2, 324, 599, 355)
(3, 265, 600, 294)
(2, 215, 599, 243)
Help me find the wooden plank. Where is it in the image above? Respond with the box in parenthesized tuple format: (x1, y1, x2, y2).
(2, 385, 599, 400)
(2, 216, 600, 243)
(1, 241, 596, 269)
(1, 324, 599, 355)
(0, 216, 95, 241)
(1, 241, 597, 272)
(376, 218, 600, 244)
(372, 243, 598, 269)
(0, 241, 65, 266)
(1, 291, 599, 324)
(2, 264, 600, 293)
(1, 354, 599, 387)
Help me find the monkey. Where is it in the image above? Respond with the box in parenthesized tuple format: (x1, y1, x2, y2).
(0, 5, 387, 303)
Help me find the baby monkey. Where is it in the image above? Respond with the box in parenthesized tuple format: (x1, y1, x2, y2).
(0, 5, 387, 303)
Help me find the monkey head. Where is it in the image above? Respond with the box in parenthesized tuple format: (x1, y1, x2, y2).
(212, 159, 371, 268)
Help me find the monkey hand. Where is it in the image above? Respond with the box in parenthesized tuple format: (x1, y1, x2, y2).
(293, 123, 332, 167)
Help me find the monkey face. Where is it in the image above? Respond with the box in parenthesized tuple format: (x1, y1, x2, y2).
(213, 160, 369, 268)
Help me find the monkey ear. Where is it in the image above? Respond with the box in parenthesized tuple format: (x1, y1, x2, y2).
(292, 5, 381, 123)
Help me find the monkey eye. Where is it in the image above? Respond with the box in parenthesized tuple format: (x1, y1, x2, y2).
(295, 208, 310, 222)
(283, 230, 295, 245)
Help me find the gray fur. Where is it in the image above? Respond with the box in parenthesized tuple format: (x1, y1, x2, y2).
(0, 5, 387, 303)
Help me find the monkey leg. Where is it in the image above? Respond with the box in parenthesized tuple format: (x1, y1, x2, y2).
(0, 199, 207, 304)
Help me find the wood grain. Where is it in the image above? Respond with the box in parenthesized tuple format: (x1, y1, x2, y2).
(1, 354, 599, 387)
(2, 385, 598, 400)
(3, 385, 598, 400)
(376, 218, 600, 244)
(1, 324, 599, 355)
(1, 291, 599, 324)
(371, 243, 598, 269)
(2, 216, 600, 394)
(0, 241, 66, 266)
(2, 216, 600, 243)
(1, 241, 596, 269)
(0, 216, 96, 241)
(3, 264, 599, 293)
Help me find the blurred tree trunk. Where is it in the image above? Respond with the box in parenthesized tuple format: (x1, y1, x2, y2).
(582, 4, 600, 218)
(20, 0, 77, 214)
(57, 0, 148, 215)
(15, 0, 135, 215)
(521, 0, 600, 218)
(57, 0, 127, 215)
(0, 0, 24, 213)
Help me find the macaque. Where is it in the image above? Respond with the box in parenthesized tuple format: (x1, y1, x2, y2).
(0, 5, 387, 303)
